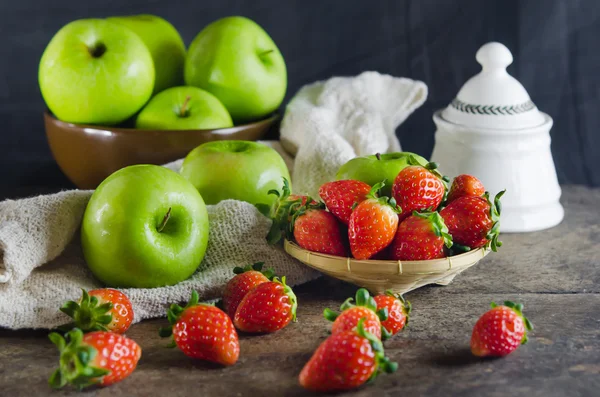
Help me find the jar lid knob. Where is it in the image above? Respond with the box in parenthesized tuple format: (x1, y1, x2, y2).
(476, 42, 513, 72)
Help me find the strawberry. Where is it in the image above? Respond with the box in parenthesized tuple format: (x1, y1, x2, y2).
(293, 208, 348, 256)
(319, 180, 372, 224)
(374, 291, 411, 336)
(323, 288, 388, 340)
(440, 190, 505, 251)
(471, 301, 533, 357)
(299, 319, 397, 392)
(222, 262, 275, 317)
(159, 291, 239, 366)
(447, 174, 486, 203)
(59, 288, 133, 334)
(48, 328, 141, 389)
(391, 158, 447, 221)
(234, 276, 297, 333)
(261, 178, 318, 244)
(348, 183, 400, 259)
(390, 211, 453, 260)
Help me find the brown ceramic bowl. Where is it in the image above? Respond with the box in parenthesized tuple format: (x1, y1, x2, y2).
(44, 111, 279, 189)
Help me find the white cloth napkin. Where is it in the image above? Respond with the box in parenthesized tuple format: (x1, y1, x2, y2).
(0, 72, 426, 329)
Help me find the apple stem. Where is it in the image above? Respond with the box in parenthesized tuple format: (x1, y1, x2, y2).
(180, 96, 191, 117)
(259, 49, 274, 57)
(376, 153, 382, 161)
(157, 207, 172, 233)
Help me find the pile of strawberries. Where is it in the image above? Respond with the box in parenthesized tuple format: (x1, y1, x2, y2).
(268, 157, 505, 260)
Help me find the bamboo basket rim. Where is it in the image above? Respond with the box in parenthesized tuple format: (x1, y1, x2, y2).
(284, 240, 490, 276)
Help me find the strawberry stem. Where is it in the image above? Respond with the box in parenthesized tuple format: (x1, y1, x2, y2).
(58, 289, 114, 333)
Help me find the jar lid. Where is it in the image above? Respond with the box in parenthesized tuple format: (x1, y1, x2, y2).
(441, 42, 546, 130)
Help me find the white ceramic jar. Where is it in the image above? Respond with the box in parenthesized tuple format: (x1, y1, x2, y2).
(431, 42, 564, 233)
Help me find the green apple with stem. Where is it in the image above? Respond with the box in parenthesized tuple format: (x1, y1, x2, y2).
(136, 86, 233, 130)
(184, 16, 287, 123)
(180, 140, 291, 206)
(108, 14, 186, 94)
(39, 19, 154, 125)
(336, 152, 429, 196)
(81, 165, 209, 288)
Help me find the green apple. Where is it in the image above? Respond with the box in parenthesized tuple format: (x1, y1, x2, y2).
(39, 19, 154, 125)
(184, 16, 287, 123)
(336, 152, 429, 196)
(180, 140, 290, 206)
(108, 14, 186, 94)
(136, 86, 233, 130)
(81, 164, 209, 288)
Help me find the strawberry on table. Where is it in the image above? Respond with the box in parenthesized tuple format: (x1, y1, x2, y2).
(349, 183, 400, 259)
(299, 319, 398, 392)
(471, 301, 533, 357)
(234, 276, 297, 333)
(447, 174, 486, 203)
(323, 288, 388, 340)
(223, 262, 275, 317)
(390, 211, 453, 260)
(391, 157, 447, 221)
(159, 291, 240, 366)
(48, 328, 141, 389)
(292, 207, 348, 256)
(319, 179, 372, 224)
(440, 190, 505, 251)
(374, 291, 411, 337)
(59, 288, 133, 334)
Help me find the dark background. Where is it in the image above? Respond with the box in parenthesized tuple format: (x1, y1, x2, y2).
(1, 0, 598, 188)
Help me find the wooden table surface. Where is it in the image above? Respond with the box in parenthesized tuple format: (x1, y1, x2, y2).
(1, 185, 599, 397)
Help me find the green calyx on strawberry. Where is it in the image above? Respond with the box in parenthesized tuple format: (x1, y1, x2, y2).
(484, 190, 505, 252)
(158, 290, 207, 344)
(262, 178, 323, 245)
(324, 288, 389, 336)
(48, 328, 110, 390)
(59, 289, 114, 333)
(358, 181, 401, 214)
(232, 261, 275, 280)
(384, 290, 412, 326)
(413, 210, 453, 248)
(492, 300, 534, 344)
(355, 318, 398, 378)
(276, 276, 298, 322)
(407, 155, 450, 187)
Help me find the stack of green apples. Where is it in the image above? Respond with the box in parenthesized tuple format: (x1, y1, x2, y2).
(39, 15, 287, 129)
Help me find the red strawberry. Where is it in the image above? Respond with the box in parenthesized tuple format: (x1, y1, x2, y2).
(390, 211, 453, 260)
(392, 159, 447, 221)
(293, 209, 348, 256)
(324, 288, 388, 340)
(299, 319, 397, 392)
(222, 262, 274, 317)
(60, 288, 133, 334)
(234, 276, 297, 333)
(471, 301, 533, 357)
(374, 291, 411, 336)
(159, 291, 239, 366)
(440, 190, 504, 251)
(48, 328, 141, 389)
(319, 180, 372, 224)
(447, 174, 485, 203)
(348, 184, 400, 259)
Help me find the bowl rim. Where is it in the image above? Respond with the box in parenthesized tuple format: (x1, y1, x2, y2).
(43, 110, 280, 135)
(284, 239, 489, 275)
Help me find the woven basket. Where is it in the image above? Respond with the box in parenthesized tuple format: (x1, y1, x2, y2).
(284, 240, 489, 294)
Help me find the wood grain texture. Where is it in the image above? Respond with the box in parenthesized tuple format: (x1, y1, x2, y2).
(0, 185, 599, 396)
(0, 0, 598, 187)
